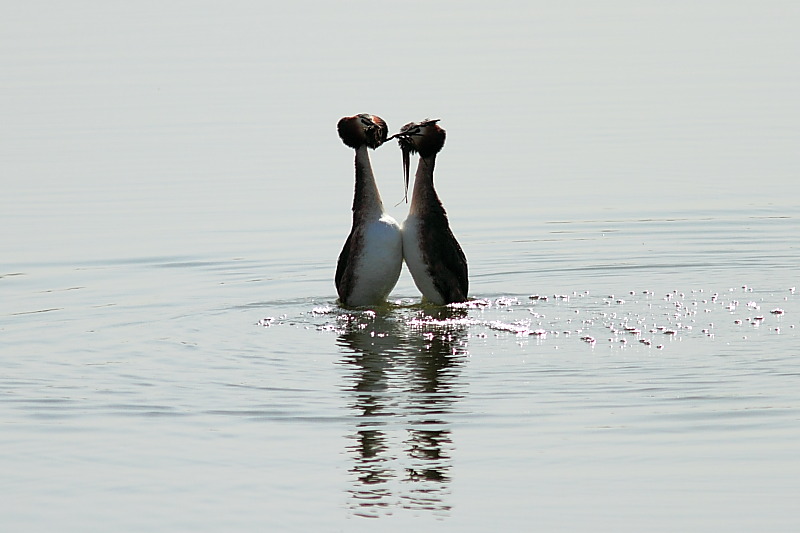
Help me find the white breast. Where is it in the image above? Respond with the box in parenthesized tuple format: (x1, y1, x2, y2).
(401, 214, 445, 305)
(346, 214, 403, 306)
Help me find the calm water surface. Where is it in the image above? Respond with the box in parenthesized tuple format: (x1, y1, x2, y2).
(2, 2, 799, 531)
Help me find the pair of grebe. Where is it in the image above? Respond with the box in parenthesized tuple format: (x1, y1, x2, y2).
(335, 114, 468, 307)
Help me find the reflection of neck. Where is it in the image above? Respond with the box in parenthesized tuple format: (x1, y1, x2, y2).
(353, 146, 384, 219)
(339, 313, 465, 517)
(410, 154, 440, 216)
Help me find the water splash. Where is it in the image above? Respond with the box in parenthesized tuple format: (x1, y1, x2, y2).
(258, 286, 797, 352)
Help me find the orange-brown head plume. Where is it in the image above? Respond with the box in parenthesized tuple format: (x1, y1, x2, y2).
(337, 114, 388, 149)
(388, 119, 446, 202)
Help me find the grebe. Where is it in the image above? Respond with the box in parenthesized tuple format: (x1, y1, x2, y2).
(335, 114, 403, 307)
(391, 119, 468, 304)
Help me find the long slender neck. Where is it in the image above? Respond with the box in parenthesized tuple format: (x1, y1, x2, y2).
(352, 145, 385, 219)
(409, 154, 439, 216)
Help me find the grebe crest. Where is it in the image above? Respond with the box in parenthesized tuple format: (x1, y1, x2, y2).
(389, 119, 446, 202)
(337, 114, 388, 150)
(395, 118, 446, 157)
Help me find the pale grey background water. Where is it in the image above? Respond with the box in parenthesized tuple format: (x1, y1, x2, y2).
(2, 2, 799, 531)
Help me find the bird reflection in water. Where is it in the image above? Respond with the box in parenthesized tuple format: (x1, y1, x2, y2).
(336, 306, 468, 518)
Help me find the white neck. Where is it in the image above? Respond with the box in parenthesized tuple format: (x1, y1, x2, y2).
(353, 146, 385, 219)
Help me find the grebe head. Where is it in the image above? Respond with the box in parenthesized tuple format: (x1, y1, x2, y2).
(392, 119, 446, 157)
(337, 114, 388, 150)
(387, 119, 446, 202)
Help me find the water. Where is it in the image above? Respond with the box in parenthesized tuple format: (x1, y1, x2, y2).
(2, 2, 799, 531)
